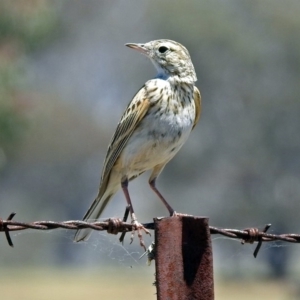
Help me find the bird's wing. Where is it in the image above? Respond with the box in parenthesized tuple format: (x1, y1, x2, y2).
(192, 86, 201, 130)
(100, 86, 150, 185)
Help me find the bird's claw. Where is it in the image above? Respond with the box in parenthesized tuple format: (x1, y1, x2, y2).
(130, 220, 151, 251)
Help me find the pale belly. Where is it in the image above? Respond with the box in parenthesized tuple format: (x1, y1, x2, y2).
(119, 106, 194, 177)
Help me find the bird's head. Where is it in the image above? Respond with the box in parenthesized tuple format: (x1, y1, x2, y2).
(126, 39, 197, 83)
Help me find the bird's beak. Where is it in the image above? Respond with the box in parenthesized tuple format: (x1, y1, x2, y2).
(125, 43, 149, 56)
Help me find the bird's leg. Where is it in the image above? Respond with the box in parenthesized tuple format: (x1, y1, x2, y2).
(149, 178, 176, 216)
(121, 178, 150, 250)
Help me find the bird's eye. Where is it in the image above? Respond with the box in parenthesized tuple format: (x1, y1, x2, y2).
(158, 46, 169, 53)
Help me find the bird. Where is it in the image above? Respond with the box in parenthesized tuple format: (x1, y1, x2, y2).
(74, 39, 201, 249)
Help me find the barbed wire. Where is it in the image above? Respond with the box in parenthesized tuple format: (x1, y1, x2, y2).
(1, 212, 299, 257)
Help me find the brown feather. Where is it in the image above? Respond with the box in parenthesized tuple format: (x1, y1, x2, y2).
(192, 86, 201, 130)
(98, 87, 150, 199)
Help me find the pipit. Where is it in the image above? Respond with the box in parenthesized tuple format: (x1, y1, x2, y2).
(74, 39, 201, 249)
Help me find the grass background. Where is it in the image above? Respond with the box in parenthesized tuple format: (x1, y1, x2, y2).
(1, 268, 296, 300)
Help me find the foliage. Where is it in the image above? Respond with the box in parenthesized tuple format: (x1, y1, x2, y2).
(0, 1, 59, 164)
(0, 1, 59, 51)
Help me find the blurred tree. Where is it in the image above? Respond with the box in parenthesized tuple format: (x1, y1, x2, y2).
(0, 1, 60, 168)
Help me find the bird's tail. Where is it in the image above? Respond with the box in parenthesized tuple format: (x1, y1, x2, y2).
(74, 192, 115, 242)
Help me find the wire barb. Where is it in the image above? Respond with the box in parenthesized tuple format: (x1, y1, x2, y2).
(253, 224, 271, 258)
(0, 212, 16, 247)
(240, 224, 272, 257)
(119, 205, 131, 244)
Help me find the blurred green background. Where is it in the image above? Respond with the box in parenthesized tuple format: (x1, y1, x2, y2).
(0, 1, 300, 299)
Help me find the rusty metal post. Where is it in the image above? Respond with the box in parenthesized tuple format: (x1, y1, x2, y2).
(155, 215, 214, 300)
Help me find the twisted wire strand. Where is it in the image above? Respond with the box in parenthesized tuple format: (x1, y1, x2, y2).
(1, 213, 299, 256)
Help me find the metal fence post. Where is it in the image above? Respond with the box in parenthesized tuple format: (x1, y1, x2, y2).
(155, 215, 214, 300)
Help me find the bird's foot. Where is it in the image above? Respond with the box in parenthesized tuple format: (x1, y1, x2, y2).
(130, 216, 151, 251)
